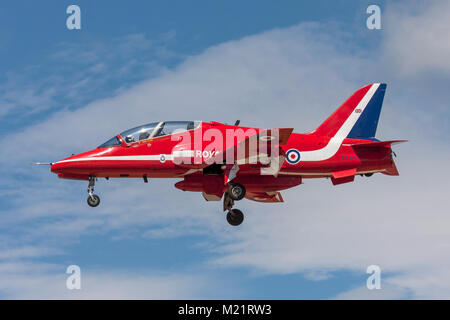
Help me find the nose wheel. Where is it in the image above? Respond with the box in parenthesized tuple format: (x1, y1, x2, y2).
(87, 194, 100, 207)
(87, 176, 100, 207)
(223, 192, 244, 226)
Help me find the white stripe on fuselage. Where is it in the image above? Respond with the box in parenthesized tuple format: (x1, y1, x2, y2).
(278, 169, 385, 176)
(299, 83, 380, 162)
(57, 155, 173, 163)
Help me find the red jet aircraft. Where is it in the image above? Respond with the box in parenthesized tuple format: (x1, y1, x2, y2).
(46, 83, 405, 226)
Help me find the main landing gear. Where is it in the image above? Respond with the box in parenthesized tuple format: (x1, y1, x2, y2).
(223, 183, 246, 226)
(228, 183, 246, 201)
(87, 176, 100, 207)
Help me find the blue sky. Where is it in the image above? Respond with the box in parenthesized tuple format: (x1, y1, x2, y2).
(0, 0, 449, 299)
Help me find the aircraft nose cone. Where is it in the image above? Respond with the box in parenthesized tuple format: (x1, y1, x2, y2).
(50, 161, 63, 173)
(51, 149, 105, 179)
(51, 156, 77, 174)
(50, 157, 88, 180)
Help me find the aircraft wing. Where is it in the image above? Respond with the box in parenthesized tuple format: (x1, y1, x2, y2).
(209, 128, 293, 165)
(245, 191, 284, 203)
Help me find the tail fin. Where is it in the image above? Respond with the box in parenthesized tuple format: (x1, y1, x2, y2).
(312, 83, 387, 139)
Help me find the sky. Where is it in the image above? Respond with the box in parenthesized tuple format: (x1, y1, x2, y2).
(0, 0, 449, 299)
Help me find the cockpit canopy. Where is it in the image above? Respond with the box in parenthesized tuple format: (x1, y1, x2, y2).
(98, 121, 199, 148)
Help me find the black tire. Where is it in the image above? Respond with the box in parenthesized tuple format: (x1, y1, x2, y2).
(364, 173, 373, 177)
(87, 194, 100, 207)
(226, 209, 244, 226)
(228, 183, 246, 201)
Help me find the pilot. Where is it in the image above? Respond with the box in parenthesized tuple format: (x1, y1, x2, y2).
(139, 131, 150, 140)
(125, 135, 134, 143)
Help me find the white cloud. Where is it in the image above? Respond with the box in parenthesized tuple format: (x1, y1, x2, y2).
(0, 32, 175, 120)
(334, 283, 410, 300)
(0, 261, 212, 299)
(383, 0, 450, 76)
(0, 246, 63, 260)
(0, 244, 225, 299)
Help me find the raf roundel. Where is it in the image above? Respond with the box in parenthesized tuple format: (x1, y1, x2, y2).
(286, 149, 301, 164)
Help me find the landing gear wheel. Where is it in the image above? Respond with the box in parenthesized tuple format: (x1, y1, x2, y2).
(87, 194, 100, 207)
(86, 176, 101, 207)
(228, 183, 246, 201)
(226, 209, 244, 226)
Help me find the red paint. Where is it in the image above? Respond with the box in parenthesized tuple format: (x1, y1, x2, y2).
(49, 84, 406, 207)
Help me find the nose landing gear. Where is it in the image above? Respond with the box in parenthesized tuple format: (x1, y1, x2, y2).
(87, 176, 100, 207)
(223, 189, 245, 226)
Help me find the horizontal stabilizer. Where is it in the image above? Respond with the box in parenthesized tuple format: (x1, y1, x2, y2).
(349, 140, 408, 148)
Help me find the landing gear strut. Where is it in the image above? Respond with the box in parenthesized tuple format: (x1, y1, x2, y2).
(223, 192, 244, 226)
(87, 176, 100, 207)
